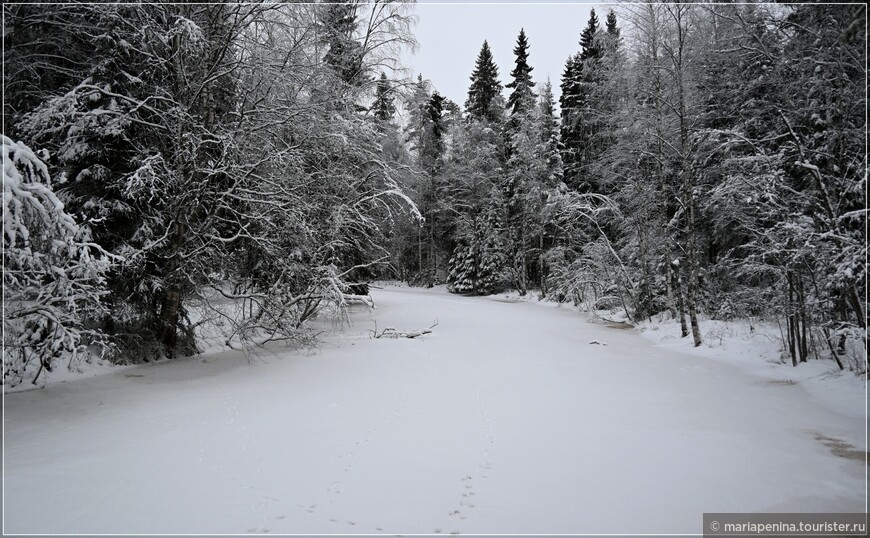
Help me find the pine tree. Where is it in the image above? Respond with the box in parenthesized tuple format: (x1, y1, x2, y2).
(579, 8, 602, 62)
(559, 9, 607, 191)
(539, 80, 564, 185)
(559, 54, 583, 187)
(371, 72, 396, 122)
(465, 40, 503, 122)
(421, 91, 446, 173)
(321, 3, 364, 86)
(591, 9, 625, 174)
(448, 209, 504, 295)
(606, 10, 620, 39)
(506, 29, 536, 117)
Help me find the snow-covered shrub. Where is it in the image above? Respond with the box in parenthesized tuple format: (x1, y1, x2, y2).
(2, 136, 109, 386)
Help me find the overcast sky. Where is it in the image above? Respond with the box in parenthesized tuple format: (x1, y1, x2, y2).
(404, 1, 601, 106)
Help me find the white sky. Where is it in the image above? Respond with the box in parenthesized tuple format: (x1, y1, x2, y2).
(403, 1, 601, 106)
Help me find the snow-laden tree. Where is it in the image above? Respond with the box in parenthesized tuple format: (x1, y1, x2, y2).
(6, 2, 420, 361)
(560, 8, 608, 192)
(372, 72, 397, 123)
(506, 29, 536, 118)
(694, 3, 867, 370)
(187, 3, 420, 350)
(3, 136, 109, 386)
(9, 3, 262, 356)
(441, 119, 508, 295)
(320, 2, 366, 88)
(448, 207, 505, 296)
(538, 80, 564, 187)
(465, 40, 504, 123)
(503, 97, 557, 295)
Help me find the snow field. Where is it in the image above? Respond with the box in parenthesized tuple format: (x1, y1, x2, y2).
(3, 285, 866, 534)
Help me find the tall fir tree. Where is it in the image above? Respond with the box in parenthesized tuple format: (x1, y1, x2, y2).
(539, 80, 564, 186)
(559, 53, 583, 187)
(448, 208, 505, 296)
(422, 92, 446, 172)
(605, 9, 620, 39)
(579, 8, 602, 62)
(560, 8, 605, 191)
(506, 29, 536, 116)
(371, 72, 396, 122)
(321, 3, 364, 86)
(465, 40, 503, 122)
(593, 9, 624, 173)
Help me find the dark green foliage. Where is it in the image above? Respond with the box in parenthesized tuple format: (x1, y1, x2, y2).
(559, 53, 583, 187)
(465, 40, 504, 122)
(321, 2, 365, 86)
(420, 91, 446, 174)
(448, 209, 505, 296)
(372, 73, 396, 122)
(506, 29, 536, 117)
(427, 93, 446, 142)
(579, 8, 602, 62)
(390, 3, 865, 372)
(605, 10, 619, 39)
(11, 4, 244, 357)
(559, 8, 613, 192)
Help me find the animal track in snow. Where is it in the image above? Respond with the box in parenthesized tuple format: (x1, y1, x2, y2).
(449, 474, 478, 523)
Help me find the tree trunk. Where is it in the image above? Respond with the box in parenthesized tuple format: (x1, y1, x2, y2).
(417, 229, 423, 278)
(519, 225, 528, 295)
(673, 4, 702, 348)
(673, 261, 689, 338)
(538, 232, 546, 295)
(159, 281, 181, 355)
(800, 277, 812, 361)
(786, 273, 798, 367)
(665, 256, 676, 318)
(158, 228, 182, 357)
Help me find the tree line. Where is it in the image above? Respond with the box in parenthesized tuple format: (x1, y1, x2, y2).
(3, 2, 866, 385)
(3, 1, 419, 385)
(382, 2, 866, 373)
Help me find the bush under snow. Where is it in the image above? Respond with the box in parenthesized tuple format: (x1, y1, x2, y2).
(2, 135, 109, 386)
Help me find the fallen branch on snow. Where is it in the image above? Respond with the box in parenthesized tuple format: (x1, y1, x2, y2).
(343, 293, 374, 308)
(370, 319, 438, 339)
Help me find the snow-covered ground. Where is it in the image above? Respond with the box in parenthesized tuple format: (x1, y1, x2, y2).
(3, 285, 866, 534)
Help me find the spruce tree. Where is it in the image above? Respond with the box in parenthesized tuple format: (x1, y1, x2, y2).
(465, 40, 503, 122)
(559, 54, 582, 119)
(448, 209, 504, 295)
(371, 73, 396, 122)
(559, 53, 583, 187)
(421, 92, 446, 172)
(606, 9, 620, 39)
(539, 80, 564, 185)
(321, 3, 364, 86)
(559, 9, 605, 191)
(579, 8, 602, 62)
(506, 29, 536, 116)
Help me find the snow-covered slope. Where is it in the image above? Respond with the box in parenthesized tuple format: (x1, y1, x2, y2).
(3, 285, 865, 534)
